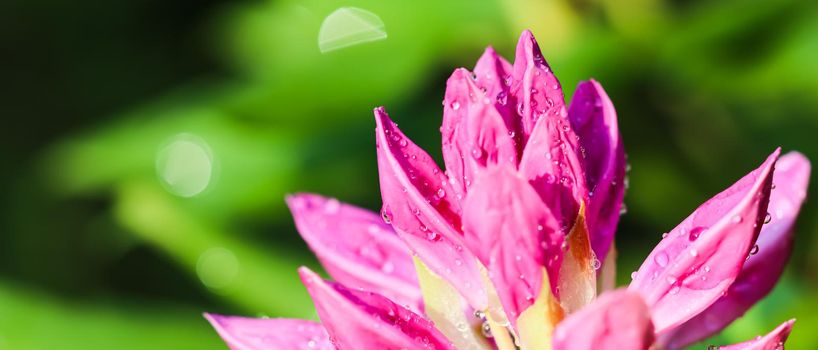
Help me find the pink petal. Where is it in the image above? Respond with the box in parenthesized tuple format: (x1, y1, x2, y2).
(473, 47, 520, 151)
(660, 152, 810, 349)
(298, 267, 455, 350)
(286, 193, 422, 311)
(204, 313, 333, 350)
(567, 80, 626, 262)
(629, 149, 780, 334)
(462, 166, 564, 321)
(510, 30, 567, 142)
(552, 289, 654, 350)
(374, 107, 487, 310)
(441, 68, 519, 198)
(717, 319, 795, 350)
(518, 103, 588, 233)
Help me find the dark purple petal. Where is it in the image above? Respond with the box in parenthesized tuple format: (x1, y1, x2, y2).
(567, 80, 626, 263)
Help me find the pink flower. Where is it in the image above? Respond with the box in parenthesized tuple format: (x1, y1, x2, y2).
(206, 30, 810, 350)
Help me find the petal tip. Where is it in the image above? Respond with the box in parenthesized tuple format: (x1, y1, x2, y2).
(298, 266, 320, 285)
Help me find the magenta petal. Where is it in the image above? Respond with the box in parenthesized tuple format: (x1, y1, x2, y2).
(374, 107, 488, 309)
(718, 319, 795, 350)
(567, 80, 626, 262)
(462, 166, 563, 320)
(552, 289, 654, 350)
(510, 30, 567, 142)
(204, 313, 333, 350)
(661, 152, 810, 349)
(518, 105, 588, 233)
(629, 149, 780, 334)
(514, 31, 588, 229)
(441, 68, 519, 197)
(286, 193, 421, 311)
(473, 47, 520, 147)
(298, 267, 455, 350)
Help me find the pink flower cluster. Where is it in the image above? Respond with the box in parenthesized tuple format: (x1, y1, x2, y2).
(206, 30, 810, 350)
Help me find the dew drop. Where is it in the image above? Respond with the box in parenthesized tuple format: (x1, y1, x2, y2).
(764, 212, 772, 224)
(323, 198, 341, 214)
(590, 257, 602, 270)
(654, 251, 669, 267)
(688, 227, 706, 241)
(451, 101, 461, 111)
(470, 147, 483, 159)
(496, 91, 508, 105)
(436, 188, 446, 198)
(481, 322, 492, 338)
(381, 207, 392, 224)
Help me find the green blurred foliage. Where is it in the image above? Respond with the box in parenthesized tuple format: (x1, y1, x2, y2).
(1, 0, 817, 348)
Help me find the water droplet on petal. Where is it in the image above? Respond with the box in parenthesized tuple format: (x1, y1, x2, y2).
(590, 256, 601, 270)
(654, 251, 669, 267)
(470, 147, 483, 159)
(323, 198, 340, 214)
(380, 207, 392, 224)
(666, 275, 677, 285)
(481, 322, 492, 338)
(749, 244, 759, 256)
(496, 91, 508, 105)
(688, 227, 706, 241)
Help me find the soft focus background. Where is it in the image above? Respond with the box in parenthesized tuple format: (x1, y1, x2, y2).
(2, 0, 817, 348)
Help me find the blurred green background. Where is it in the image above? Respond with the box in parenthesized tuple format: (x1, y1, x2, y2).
(2, 0, 817, 348)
